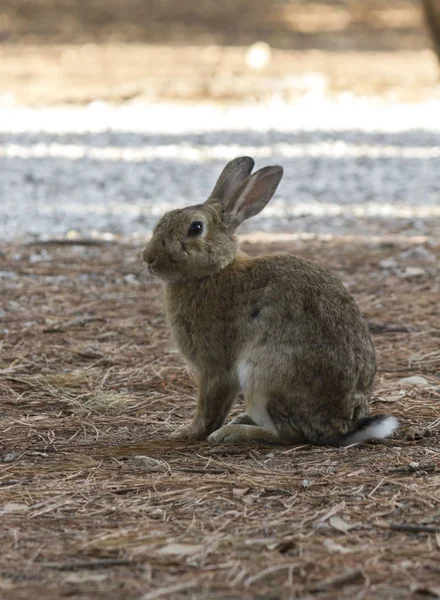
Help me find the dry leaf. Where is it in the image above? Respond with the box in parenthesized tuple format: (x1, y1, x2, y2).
(1, 502, 29, 514)
(245, 538, 278, 547)
(399, 375, 428, 387)
(398, 267, 426, 279)
(157, 543, 202, 556)
(131, 456, 167, 472)
(233, 488, 250, 499)
(379, 394, 405, 403)
(323, 539, 351, 554)
(242, 495, 259, 505)
(329, 515, 355, 534)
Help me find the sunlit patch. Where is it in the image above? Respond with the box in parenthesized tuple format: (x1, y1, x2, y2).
(1, 142, 439, 161)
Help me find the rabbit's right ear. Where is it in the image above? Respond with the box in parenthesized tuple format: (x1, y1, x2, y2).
(221, 165, 284, 231)
(206, 156, 255, 204)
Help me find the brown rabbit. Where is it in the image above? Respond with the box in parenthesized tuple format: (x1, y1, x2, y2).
(142, 157, 398, 446)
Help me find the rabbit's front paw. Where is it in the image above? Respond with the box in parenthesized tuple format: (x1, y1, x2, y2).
(170, 422, 207, 440)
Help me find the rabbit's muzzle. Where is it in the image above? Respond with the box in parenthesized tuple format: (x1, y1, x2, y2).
(142, 241, 179, 280)
(141, 245, 159, 275)
(141, 246, 153, 265)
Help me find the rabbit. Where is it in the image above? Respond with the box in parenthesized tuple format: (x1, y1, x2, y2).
(142, 156, 398, 446)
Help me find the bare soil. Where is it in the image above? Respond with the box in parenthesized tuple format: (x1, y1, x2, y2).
(1, 237, 439, 599)
(0, 44, 438, 106)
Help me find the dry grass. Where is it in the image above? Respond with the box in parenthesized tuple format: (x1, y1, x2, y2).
(1, 237, 439, 600)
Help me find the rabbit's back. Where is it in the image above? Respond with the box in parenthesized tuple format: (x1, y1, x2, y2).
(166, 253, 375, 389)
(240, 254, 373, 364)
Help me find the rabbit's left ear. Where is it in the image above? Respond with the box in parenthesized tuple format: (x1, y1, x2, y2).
(206, 156, 255, 205)
(222, 166, 284, 231)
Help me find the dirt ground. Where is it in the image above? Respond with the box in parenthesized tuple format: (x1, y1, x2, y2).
(0, 0, 438, 105)
(0, 44, 438, 106)
(0, 0, 428, 48)
(1, 237, 439, 600)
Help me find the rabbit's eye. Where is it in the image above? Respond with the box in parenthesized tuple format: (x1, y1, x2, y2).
(187, 221, 204, 237)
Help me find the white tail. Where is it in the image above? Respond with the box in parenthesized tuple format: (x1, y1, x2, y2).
(338, 415, 399, 446)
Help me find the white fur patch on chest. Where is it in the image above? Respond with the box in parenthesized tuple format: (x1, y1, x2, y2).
(237, 359, 277, 434)
(237, 359, 253, 391)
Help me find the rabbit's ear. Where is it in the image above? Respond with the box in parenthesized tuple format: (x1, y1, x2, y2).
(223, 165, 283, 230)
(207, 156, 255, 204)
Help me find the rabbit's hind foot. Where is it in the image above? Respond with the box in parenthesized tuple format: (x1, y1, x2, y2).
(208, 424, 289, 445)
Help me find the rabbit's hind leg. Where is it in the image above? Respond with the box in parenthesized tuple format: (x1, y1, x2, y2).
(208, 424, 287, 445)
(209, 407, 285, 444)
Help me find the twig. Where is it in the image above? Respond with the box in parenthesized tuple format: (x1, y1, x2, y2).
(310, 568, 364, 591)
(376, 367, 416, 373)
(43, 558, 135, 570)
(245, 563, 298, 587)
(0, 479, 32, 488)
(176, 467, 232, 475)
(388, 523, 440, 534)
(24, 239, 116, 246)
(368, 321, 415, 334)
(140, 579, 201, 600)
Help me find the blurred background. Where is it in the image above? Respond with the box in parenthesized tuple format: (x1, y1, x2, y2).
(1, 0, 439, 104)
(0, 0, 439, 240)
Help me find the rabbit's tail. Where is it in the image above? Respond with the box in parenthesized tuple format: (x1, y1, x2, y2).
(334, 414, 398, 446)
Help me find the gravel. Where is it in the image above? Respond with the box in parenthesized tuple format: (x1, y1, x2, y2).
(1, 99, 440, 242)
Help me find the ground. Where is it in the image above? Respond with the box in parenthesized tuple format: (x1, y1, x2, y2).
(1, 238, 439, 600)
(0, 0, 438, 105)
(1, 2, 439, 598)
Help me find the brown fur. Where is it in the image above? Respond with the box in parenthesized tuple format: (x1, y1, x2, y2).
(142, 157, 396, 446)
